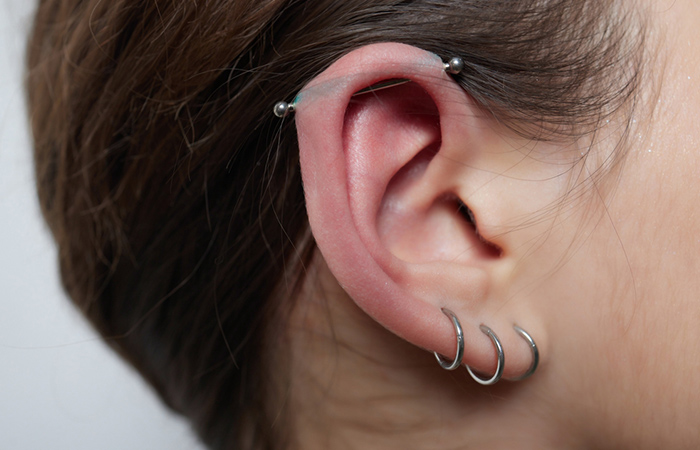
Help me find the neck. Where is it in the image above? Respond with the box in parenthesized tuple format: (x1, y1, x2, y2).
(281, 256, 578, 450)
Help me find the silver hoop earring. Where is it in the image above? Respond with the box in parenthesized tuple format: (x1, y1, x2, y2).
(509, 325, 539, 381)
(466, 325, 504, 386)
(433, 308, 464, 370)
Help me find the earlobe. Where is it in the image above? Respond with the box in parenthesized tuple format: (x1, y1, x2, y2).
(293, 42, 545, 381)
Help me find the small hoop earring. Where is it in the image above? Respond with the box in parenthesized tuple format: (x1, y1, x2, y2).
(433, 308, 464, 370)
(466, 325, 504, 385)
(509, 325, 539, 381)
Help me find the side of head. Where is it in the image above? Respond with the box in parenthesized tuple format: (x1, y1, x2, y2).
(26, 1, 664, 449)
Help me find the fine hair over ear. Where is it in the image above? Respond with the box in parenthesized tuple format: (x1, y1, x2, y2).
(27, 0, 646, 448)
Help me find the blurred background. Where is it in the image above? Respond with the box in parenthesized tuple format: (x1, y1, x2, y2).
(0, 2, 206, 448)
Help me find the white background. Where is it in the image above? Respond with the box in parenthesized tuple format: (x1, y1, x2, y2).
(0, 2, 207, 448)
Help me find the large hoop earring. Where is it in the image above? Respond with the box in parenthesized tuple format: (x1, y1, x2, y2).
(433, 308, 464, 370)
(466, 325, 504, 385)
(508, 325, 539, 381)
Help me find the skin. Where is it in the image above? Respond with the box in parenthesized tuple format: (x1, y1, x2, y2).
(279, 1, 700, 448)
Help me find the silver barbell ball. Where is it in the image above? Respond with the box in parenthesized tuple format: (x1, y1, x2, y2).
(444, 57, 465, 75)
(273, 101, 295, 118)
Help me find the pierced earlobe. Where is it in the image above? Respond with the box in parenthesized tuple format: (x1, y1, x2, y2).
(435, 309, 540, 385)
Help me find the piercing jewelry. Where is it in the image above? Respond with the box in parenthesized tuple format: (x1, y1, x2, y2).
(435, 309, 538, 385)
(434, 308, 465, 370)
(273, 56, 465, 117)
(466, 325, 504, 386)
(273, 100, 295, 118)
(443, 56, 465, 75)
(509, 325, 540, 380)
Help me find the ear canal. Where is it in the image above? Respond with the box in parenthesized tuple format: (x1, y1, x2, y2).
(455, 199, 503, 259)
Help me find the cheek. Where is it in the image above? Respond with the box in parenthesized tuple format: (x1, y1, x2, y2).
(531, 139, 700, 438)
(610, 146, 700, 376)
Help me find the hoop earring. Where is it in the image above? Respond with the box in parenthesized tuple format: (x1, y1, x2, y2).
(466, 325, 504, 386)
(508, 325, 539, 381)
(433, 308, 464, 370)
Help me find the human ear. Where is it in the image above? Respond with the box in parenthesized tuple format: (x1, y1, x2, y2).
(294, 43, 549, 380)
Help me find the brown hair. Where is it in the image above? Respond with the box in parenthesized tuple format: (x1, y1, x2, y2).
(26, 1, 646, 448)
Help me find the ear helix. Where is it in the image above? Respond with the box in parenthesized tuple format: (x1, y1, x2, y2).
(434, 308, 540, 385)
(272, 56, 465, 118)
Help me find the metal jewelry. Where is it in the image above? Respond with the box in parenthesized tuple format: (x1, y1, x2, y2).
(466, 325, 505, 386)
(443, 56, 465, 75)
(272, 56, 465, 117)
(434, 308, 464, 370)
(434, 309, 539, 385)
(509, 325, 539, 380)
(273, 100, 295, 118)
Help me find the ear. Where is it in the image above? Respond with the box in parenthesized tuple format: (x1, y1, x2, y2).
(295, 43, 551, 379)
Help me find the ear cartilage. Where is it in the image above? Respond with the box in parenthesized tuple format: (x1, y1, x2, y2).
(444, 56, 465, 75)
(272, 55, 464, 118)
(273, 79, 410, 118)
(353, 78, 411, 96)
(273, 101, 295, 118)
